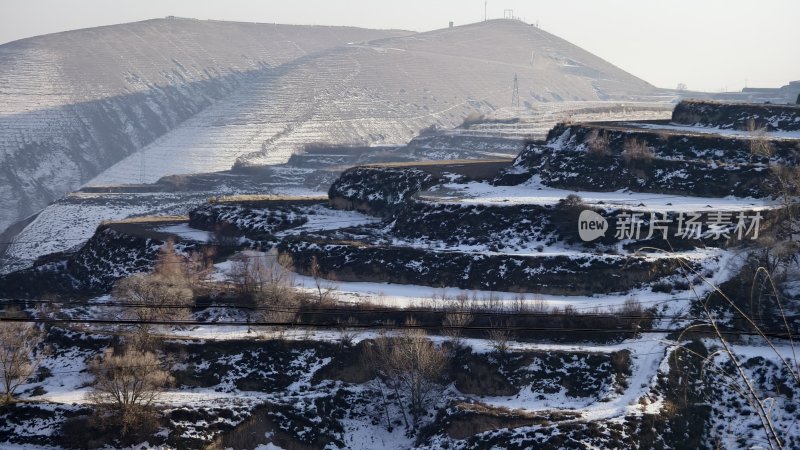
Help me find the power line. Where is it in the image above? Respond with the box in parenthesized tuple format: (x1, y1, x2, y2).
(0, 299, 700, 320)
(0, 295, 702, 310)
(1, 294, 795, 324)
(1, 317, 796, 340)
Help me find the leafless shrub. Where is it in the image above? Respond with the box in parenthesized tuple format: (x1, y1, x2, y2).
(622, 137, 655, 165)
(618, 297, 644, 336)
(443, 293, 473, 347)
(747, 118, 775, 160)
(770, 164, 800, 233)
(584, 129, 610, 156)
(184, 247, 215, 286)
(231, 250, 301, 334)
(151, 240, 213, 294)
(337, 317, 361, 349)
(487, 319, 513, 361)
(617, 297, 642, 316)
(230, 252, 266, 297)
(527, 297, 550, 315)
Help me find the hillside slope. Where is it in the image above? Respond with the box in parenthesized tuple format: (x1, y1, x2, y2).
(0, 18, 661, 237)
(89, 19, 661, 186)
(0, 18, 410, 234)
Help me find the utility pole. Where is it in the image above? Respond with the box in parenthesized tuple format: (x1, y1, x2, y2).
(484, 1, 487, 21)
(512, 73, 520, 108)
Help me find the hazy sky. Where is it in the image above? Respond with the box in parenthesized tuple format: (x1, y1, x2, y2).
(1, 0, 797, 92)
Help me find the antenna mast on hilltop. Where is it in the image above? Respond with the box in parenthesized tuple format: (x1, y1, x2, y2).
(512, 74, 520, 108)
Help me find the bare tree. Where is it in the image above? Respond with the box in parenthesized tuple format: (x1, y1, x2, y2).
(228, 249, 303, 337)
(184, 247, 215, 287)
(153, 240, 185, 281)
(230, 251, 263, 297)
(0, 311, 44, 404)
(251, 251, 299, 333)
(88, 348, 172, 437)
(309, 255, 338, 306)
(112, 271, 193, 350)
(149, 239, 211, 295)
(367, 320, 449, 428)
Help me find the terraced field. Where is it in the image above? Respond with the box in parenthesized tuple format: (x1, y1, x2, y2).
(1, 101, 672, 273)
(1, 101, 798, 449)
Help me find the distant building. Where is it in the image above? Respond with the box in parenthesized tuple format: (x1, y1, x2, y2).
(713, 80, 800, 104)
(449, 21, 454, 28)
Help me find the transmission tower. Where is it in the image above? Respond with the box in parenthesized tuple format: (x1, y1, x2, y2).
(511, 73, 520, 108)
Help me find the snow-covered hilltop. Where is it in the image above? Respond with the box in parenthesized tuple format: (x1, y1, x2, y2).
(0, 18, 661, 236)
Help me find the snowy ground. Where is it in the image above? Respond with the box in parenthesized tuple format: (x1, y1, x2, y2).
(208, 246, 739, 330)
(152, 223, 214, 242)
(625, 121, 800, 139)
(0, 184, 327, 274)
(703, 340, 800, 450)
(420, 178, 779, 213)
(470, 333, 671, 421)
(273, 206, 380, 235)
(0, 192, 208, 274)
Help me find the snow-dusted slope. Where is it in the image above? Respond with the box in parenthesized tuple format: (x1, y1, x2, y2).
(1, 18, 661, 238)
(230, 20, 662, 168)
(1, 102, 670, 271)
(88, 20, 665, 186)
(0, 18, 410, 234)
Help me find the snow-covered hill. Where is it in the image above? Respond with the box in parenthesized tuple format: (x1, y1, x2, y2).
(0, 18, 410, 235)
(0, 18, 662, 237)
(0, 102, 669, 273)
